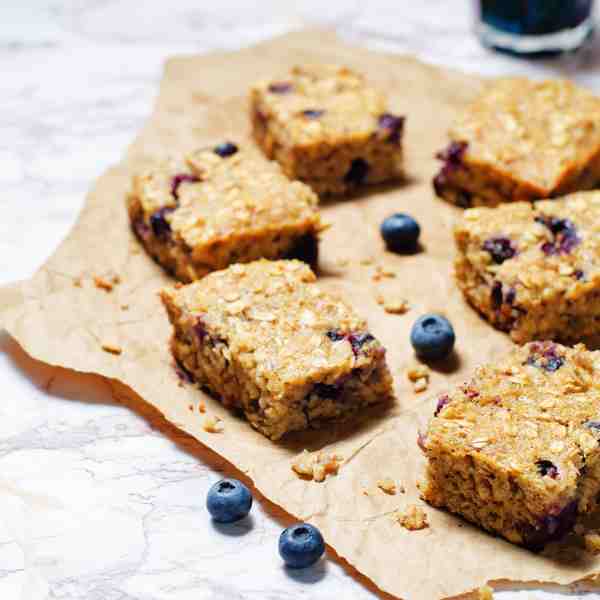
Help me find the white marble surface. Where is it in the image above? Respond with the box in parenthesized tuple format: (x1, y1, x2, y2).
(2, 2, 600, 599)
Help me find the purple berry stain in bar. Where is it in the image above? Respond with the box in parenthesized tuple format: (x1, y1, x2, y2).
(377, 113, 405, 143)
(433, 141, 468, 195)
(301, 109, 324, 119)
(171, 174, 199, 199)
(434, 394, 450, 416)
(482, 237, 517, 264)
(150, 207, 175, 238)
(536, 459, 559, 479)
(344, 158, 370, 185)
(535, 215, 580, 256)
(268, 82, 293, 94)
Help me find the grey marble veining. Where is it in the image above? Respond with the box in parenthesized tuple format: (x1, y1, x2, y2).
(1, 2, 600, 599)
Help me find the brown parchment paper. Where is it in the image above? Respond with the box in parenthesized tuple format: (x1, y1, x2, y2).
(2, 30, 600, 600)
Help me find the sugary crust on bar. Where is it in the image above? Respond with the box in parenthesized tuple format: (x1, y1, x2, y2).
(160, 260, 394, 439)
(454, 191, 600, 343)
(128, 145, 322, 282)
(250, 65, 404, 196)
(434, 78, 600, 207)
(420, 342, 600, 547)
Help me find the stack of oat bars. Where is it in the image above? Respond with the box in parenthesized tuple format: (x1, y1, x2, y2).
(129, 65, 404, 440)
(129, 64, 600, 550)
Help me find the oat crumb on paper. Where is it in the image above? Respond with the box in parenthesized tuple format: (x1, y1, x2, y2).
(360, 257, 374, 266)
(377, 478, 398, 495)
(477, 585, 494, 600)
(201, 414, 223, 433)
(407, 364, 430, 393)
(94, 273, 120, 292)
(292, 450, 343, 482)
(335, 257, 350, 267)
(101, 342, 122, 355)
(198, 402, 206, 414)
(395, 504, 429, 530)
(372, 265, 396, 281)
(382, 297, 409, 315)
(73, 276, 82, 288)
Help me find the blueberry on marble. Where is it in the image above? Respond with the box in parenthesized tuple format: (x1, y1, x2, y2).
(206, 478, 252, 523)
(410, 314, 455, 360)
(380, 213, 420, 253)
(279, 523, 325, 569)
(214, 142, 239, 158)
(344, 158, 369, 185)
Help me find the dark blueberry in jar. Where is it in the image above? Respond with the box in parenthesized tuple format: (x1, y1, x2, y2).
(380, 213, 420, 253)
(348, 332, 375, 356)
(150, 207, 174, 238)
(410, 314, 455, 361)
(377, 113, 405, 143)
(301, 109, 324, 119)
(344, 158, 369, 185)
(214, 142, 238, 158)
(171, 173, 199, 199)
(536, 459, 559, 479)
(206, 478, 253, 523)
(279, 523, 325, 569)
(268, 82, 293, 94)
(482, 237, 517, 264)
(326, 329, 345, 342)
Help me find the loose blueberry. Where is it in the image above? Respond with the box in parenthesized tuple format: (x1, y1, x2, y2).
(482, 237, 517, 264)
(410, 314, 455, 360)
(206, 478, 252, 523)
(536, 460, 559, 479)
(279, 523, 325, 569)
(268, 82, 293, 94)
(344, 158, 369, 185)
(171, 173, 199, 199)
(377, 113, 405, 143)
(380, 213, 420, 253)
(150, 207, 175, 238)
(214, 142, 238, 158)
(301, 109, 324, 119)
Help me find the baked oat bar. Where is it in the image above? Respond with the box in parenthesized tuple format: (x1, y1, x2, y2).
(128, 143, 322, 282)
(160, 259, 394, 440)
(454, 191, 600, 343)
(420, 342, 600, 548)
(433, 78, 600, 207)
(250, 65, 404, 196)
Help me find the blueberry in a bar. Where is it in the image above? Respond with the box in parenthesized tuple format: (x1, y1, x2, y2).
(454, 191, 600, 344)
(433, 78, 600, 207)
(127, 143, 323, 282)
(160, 260, 394, 440)
(420, 342, 600, 548)
(250, 65, 404, 196)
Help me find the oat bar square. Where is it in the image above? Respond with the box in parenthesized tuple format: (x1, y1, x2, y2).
(128, 143, 322, 282)
(433, 78, 600, 207)
(420, 342, 600, 548)
(160, 260, 394, 440)
(250, 65, 404, 196)
(454, 191, 600, 343)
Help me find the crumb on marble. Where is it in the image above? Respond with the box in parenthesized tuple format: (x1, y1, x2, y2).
(101, 342, 122, 356)
(201, 414, 223, 433)
(477, 585, 494, 600)
(395, 504, 429, 530)
(292, 450, 343, 482)
(377, 477, 398, 495)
